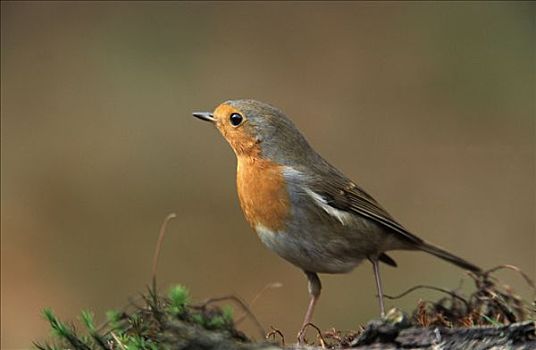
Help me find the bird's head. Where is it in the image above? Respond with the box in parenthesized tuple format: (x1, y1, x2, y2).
(193, 99, 314, 165)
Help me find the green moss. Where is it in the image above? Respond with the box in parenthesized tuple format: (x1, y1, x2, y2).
(80, 310, 96, 333)
(191, 313, 204, 325)
(42, 308, 70, 339)
(167, 284, 190, 316)
(35, 284, 247, 350)
(222, 305, 233, 323)
(206, 315, 226, 329)
(105, 309, 122, 330)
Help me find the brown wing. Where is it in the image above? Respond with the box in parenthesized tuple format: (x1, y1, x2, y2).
(312, 175, 425, 247)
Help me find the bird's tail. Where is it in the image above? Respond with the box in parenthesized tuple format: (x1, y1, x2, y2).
(420, 242, 482, 274)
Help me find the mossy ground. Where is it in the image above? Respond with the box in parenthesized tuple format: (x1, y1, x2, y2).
(36, 285, 247, 350)
(35, 215, 535, 349)
(35, 265, 535, 349)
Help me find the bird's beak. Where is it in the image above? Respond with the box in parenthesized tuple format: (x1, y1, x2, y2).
(192, 112, 215, 123)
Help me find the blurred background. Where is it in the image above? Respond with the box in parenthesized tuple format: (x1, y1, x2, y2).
(1, 1, 534, 348)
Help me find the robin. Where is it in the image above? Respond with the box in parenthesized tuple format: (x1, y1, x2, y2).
(192, 99, 481, 342)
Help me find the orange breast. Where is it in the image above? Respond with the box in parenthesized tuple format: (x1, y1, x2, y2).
(236, 156, 290, 232)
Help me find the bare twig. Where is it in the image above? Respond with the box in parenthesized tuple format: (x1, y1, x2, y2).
(323, 328, 342, 343)
(151, 213, 177, 290)
(300, 323, 327, 348)
(197, 295, 265, 339)
(385, 284, 470, 310)
(484, 265, 536, 292)
(265, 326, 285, 346)
(250, 282, 283, 308)
(110, 332, 126, 350)
(236, 282, 282, 324)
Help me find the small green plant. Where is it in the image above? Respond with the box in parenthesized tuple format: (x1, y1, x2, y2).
(105, 309, 122, 330)
(39, 309, 91, 350)
(35, 284, 246, 350)
(167, 284, 190, 316)
(42, 308, 70, 339)
(222, 305, 234, 323)
(187, 303, 234, 331)
(80, 310, 96, 333)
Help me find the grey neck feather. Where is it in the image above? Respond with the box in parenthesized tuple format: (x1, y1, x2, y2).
(226, 99, 323, 169)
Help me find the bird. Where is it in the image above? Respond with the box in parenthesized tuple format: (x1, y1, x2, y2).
(192, 99, 481, 342)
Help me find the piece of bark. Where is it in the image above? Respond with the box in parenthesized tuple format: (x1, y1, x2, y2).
(159, 318, 535, 350)
(348, 320, 535, 350)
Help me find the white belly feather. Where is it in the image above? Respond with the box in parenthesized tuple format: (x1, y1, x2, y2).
(255, 224, 360, 273)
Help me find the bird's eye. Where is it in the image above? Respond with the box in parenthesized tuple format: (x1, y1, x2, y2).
(229, 113, 243, 126)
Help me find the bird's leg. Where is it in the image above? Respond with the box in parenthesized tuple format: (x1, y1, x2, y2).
(370, 257, 386, 317)
(297, 271, 321, 344)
